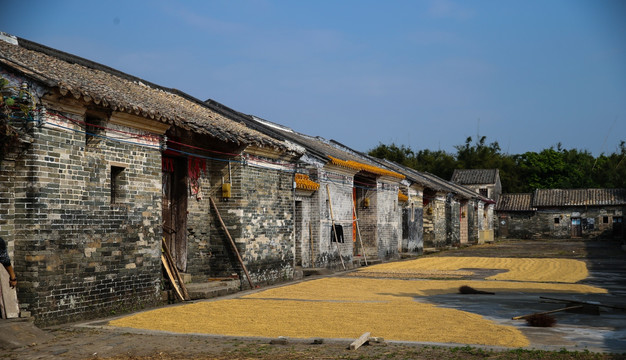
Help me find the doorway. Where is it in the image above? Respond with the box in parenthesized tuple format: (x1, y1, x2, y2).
(162, 157, 188, 272)
(571, 217, 582, 238)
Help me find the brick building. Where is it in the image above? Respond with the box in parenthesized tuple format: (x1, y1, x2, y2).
(237, 115, 407, 267)
(0, 34, 299, 324)
(451, 169, 502, 203)
(496, 189, 626, 240)
(369, 160, 495, 249)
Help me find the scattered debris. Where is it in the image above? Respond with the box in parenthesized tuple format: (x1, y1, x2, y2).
(368, 337, 387, 347)
(525, 313, 557, 327)
(349, 332, 371, 350)
(269, 336, 289, 345)
(459, 285, 494, 295)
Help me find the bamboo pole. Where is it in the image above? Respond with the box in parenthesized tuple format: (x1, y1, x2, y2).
(209, 197, 255, 289)
(512, 305, 583, 320)
(352, 198, 368, 266)
(326, 184, 346, 270)
(309, 222, 314, 266)
(162, 238, 190, 300)
(161, 254, 185, 301)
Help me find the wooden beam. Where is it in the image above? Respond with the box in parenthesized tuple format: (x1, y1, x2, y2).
(349, 332, 371, 350)
(162, 238, 190, 300)
(352, 197, 368, 266)
(162, 254, 184, 301)
(209, 197, 255, 289)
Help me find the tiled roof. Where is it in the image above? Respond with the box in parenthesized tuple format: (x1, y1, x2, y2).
(371, 158, 493, 202)
(327, 156, 405, 179)
(246, 115, 406, 180)
(0, 35, 285, 150)
(496, 193, 534, 211)
(451, 169, 499, 185)
(533, 189, 626, 207)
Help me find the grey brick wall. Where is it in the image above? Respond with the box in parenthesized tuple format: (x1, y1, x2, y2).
(5, 109, 162, 325)
(195, 159, 296, 288)
(318, 171, 355, 269)
(402, 186, 423, 254)
(446, 197, 460, 246)
(376, 181, 401, 260)
(496, 207, 625, 240)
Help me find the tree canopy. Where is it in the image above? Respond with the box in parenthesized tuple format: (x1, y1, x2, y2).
(368, 138, 626, 193)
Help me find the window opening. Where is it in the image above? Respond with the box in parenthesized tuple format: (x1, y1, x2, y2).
(331, 224, 344, 243)
(554, 217, 560, 224)
(111, 166, 125, 204)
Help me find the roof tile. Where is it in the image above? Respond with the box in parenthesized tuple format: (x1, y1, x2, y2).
(0, 36, 285, 150)
(451, 169, 498, 185)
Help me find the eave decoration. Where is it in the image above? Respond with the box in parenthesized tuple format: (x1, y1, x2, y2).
(328, 156, 405, 179)
(295, 173, 320, 191)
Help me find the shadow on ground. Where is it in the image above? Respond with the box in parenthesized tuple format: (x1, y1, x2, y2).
(421, 239, 626, 353)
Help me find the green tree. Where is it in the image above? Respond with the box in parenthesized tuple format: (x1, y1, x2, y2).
(369, 138, 626, 193)
(454, 136, 502, 170)
(368, 143, 417, 168)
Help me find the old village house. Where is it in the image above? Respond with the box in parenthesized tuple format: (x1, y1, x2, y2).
(0, 34, 302, 324)
(496, 189, 626, 240)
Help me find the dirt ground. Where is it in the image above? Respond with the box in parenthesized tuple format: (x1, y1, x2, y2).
(3, 239, 626, 360)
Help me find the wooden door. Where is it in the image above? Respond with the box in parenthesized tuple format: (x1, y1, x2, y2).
(571, 217, 582, 238)
(162, 157, 188, 272)
(498, 216, 509, 238)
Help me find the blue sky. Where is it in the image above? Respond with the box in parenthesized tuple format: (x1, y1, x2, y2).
(2, 0, 625, 156)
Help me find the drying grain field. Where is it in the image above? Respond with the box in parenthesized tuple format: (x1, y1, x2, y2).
(6, 239, 626, 360)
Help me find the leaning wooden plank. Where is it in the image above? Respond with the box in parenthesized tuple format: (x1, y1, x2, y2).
(209, 197, 255, 289)
(162, 254, 185, 301)
(352, 198, 368, 266)
(349, 332, 371, 350)
(162, 238, 190, 300)
(512, 305, 583, 320)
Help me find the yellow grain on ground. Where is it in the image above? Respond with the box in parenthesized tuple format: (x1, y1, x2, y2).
(362, 257, 588, 283)
(109, 257, 606, 348)
(110, 299, 529, 348)
(244, 277, 606, 302)
(346, 269, 475, 279)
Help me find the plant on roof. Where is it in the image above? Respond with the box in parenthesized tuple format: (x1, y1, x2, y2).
(0, 76, 36, 161)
